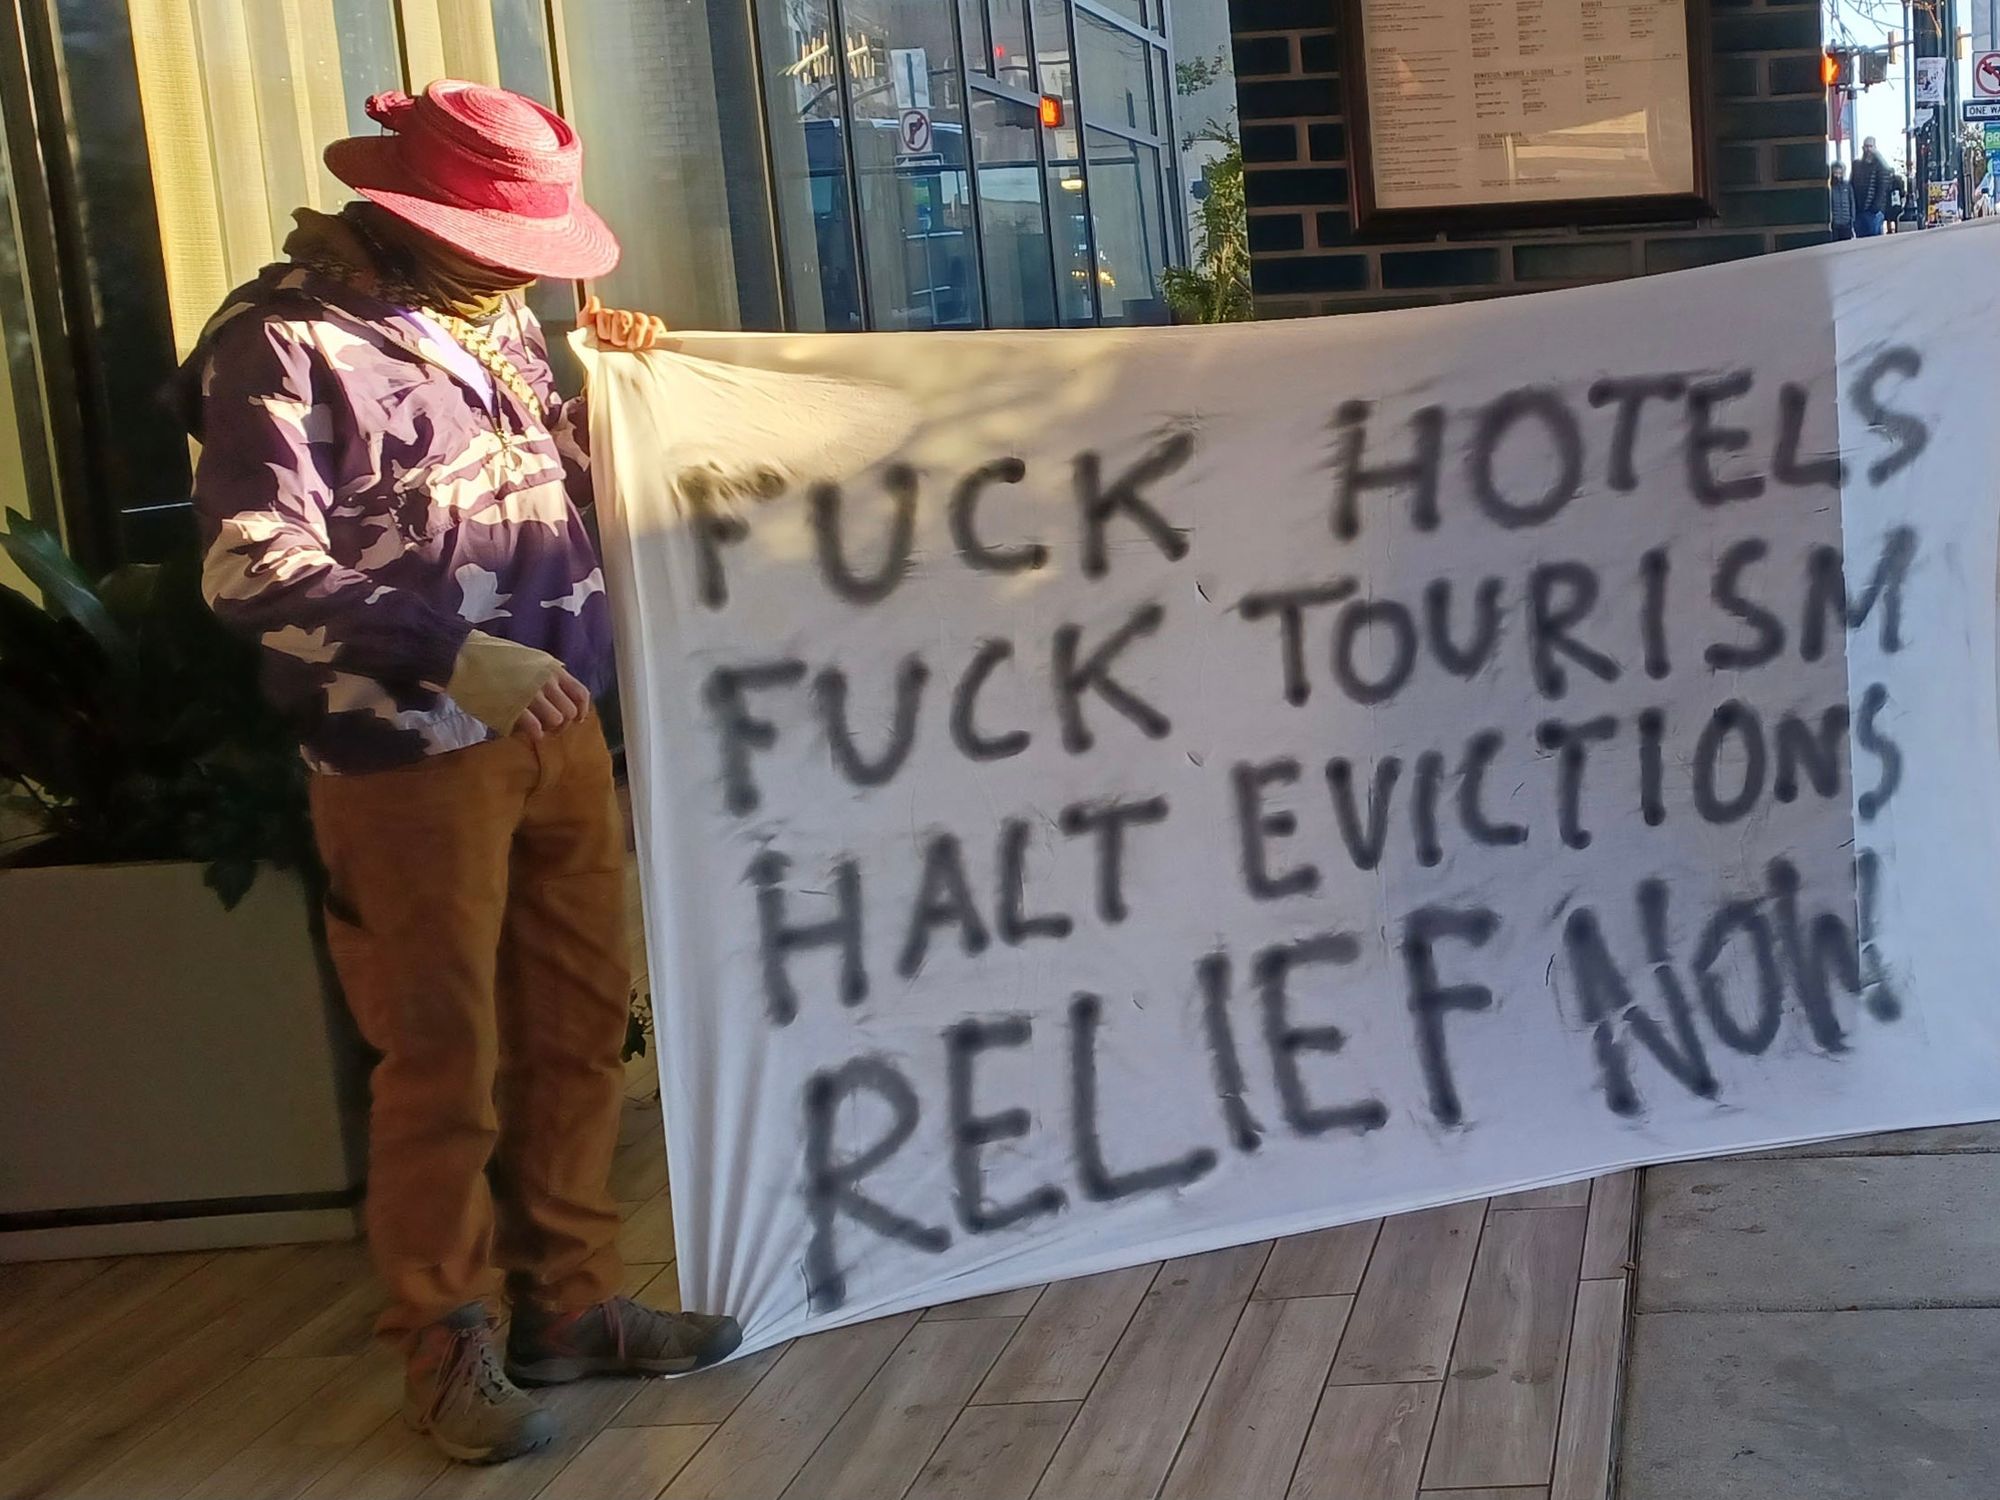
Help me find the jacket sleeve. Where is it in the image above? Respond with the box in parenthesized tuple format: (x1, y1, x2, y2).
(191, 314, 473, 690)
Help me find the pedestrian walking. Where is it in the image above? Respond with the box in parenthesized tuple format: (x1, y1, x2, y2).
(1830, 162, 1855, 240)
(1852, 137, 1892, 236)
(170, 79, 740, 1467)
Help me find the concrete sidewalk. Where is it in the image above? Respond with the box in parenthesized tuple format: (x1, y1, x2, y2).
(1619, 1123, 2000, 1500)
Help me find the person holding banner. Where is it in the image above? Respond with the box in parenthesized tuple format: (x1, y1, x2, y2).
(170, 80, 738, 1465)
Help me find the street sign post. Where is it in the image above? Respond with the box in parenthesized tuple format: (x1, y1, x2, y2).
(896, 107, 933, 157)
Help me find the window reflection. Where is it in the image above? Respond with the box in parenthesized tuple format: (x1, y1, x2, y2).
(843, 0, 978, 329)
(0, 120, 55, 548)
(1030, 0, 1095, 324)
(970, 92, 1058, 327)
(1077, 11, 1154, 135)
(989, 0, 1034, 92)
(562, 0, 755, 331)
(1085, 127, 1167, 324)
(760, 0, 865, 330)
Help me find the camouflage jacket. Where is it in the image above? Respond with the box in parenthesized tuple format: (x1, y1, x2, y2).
(174, 265, 613, 773)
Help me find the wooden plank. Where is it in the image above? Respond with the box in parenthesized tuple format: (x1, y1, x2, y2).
(1419, 1490, 1548, 1499)
(781, 1318, 1016, 1500)
(1, 1244, 300, 1443)
(266, 1275, 386, 1358)
(1549, 1279, 1626, 1500)
(618, 1260, 667, 1300)
(0, 1251, 212, 1391)
(184, 1442, 344, 1500)
(1330, 1201, 1486, 1385)
(0, 1257, 114, 1336)
(609, 1133, 671, 1205)
(1580, 1172, 1637, 1280)
(661, 1313, 920, 1500)
(55, 1353, 349, 1499)
(1032, 1242, 1270, 1500)
(972, 1264, 1157, 1404)
(923, 1286, 1045, 1321)
(906, 1403, 1078, 1500)
(0, 1246, 334, 1497)
(634, 1263, 684, 1312)
(267, 1352, 405, 1449)
(1287, 1382, 1440, 1500)
(538, 1425, 713, 1500)
(1161, 1295, 1351, 1500)
(1422, 1208, 1587, 1491)
(1256, 1222, 1380, 1300)
(420, 1377, 640, 1500)
(296, 1414, 448, 1500)
(619, 1190, 678, 1263)
(1490, 1181, 1592, 1211)
(614, 1345, 785, 1428)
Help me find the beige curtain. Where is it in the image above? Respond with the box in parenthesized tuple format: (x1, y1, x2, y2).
(129, 0, 375, 355)
(397, 0, 502, 90)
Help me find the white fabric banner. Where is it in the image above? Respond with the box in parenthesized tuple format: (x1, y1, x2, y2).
(585, 225, 2000, 1354)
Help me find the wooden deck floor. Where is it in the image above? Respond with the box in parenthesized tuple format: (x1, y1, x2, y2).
(0, 1067, 1633, 1500)
(0, 863, 1634, 1499)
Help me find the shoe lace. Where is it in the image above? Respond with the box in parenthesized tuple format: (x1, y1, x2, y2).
(426, 1319, 514, 1422)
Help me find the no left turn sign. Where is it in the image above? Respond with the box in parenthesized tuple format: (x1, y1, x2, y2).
(1978, 51, 2000, 98)
(897, 107, 933, 155)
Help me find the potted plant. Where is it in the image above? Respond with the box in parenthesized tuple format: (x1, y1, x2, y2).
(0, 512, 366, 1258)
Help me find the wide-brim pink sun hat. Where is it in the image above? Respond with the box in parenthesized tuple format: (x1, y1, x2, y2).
(324, 80, 620, 280)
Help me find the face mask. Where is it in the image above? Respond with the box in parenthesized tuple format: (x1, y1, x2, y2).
(349, 203, 536, 321)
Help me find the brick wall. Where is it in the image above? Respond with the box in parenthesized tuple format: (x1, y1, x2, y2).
(1230, 0, 1830, 317)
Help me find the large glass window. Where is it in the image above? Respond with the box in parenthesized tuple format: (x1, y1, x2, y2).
(758, 0, 865, 330)
(989, 0, 1034, 93)
(1084, 0, 1148, 32)
(843, 0, 978, 329)
(1076, 10, 1155, 135)
(561, 0, 755, 331)
(0, 117, 57, 570)
(1031, 0, 1095, 324)
(970, 92, 1058, 328)
(1085, 127, 1168, 325)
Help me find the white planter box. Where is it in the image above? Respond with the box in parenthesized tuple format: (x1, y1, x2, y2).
(0, 860, 366, 1258)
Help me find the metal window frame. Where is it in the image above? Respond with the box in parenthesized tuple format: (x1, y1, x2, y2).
(965, 78, 1066, 328)
(0, 0, 85, 551)
(1071, 0, 1182, 281)
(947, 0, 992, 328)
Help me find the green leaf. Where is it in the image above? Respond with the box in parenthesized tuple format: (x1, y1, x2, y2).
(0, 511, 129, 657)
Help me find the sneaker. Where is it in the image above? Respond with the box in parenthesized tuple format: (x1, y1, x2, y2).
(404, 1303, 558, 1464)
(506, 1295, 743, 1385)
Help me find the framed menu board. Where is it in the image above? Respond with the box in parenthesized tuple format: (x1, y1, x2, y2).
(1341, 0, 1713, 233)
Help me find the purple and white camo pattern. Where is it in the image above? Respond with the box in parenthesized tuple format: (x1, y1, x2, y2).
(174, 264, 613, 773)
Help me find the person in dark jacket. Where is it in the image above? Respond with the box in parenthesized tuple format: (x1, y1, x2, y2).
(1852, 138, 1892, 235)
(174, 80, 740, 1466)
(1831, 162, 1856, 239)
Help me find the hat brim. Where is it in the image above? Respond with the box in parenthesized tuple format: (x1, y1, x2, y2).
(324, 136, 621, 281)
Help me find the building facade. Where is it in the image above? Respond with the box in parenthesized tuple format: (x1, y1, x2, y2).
(0, 0, 1191, 567)
(1229, 0, 1832, 318)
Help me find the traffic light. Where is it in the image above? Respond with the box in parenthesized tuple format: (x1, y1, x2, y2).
(1860, 49, 1888, 87)
(1822, 48, 1847, 87)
